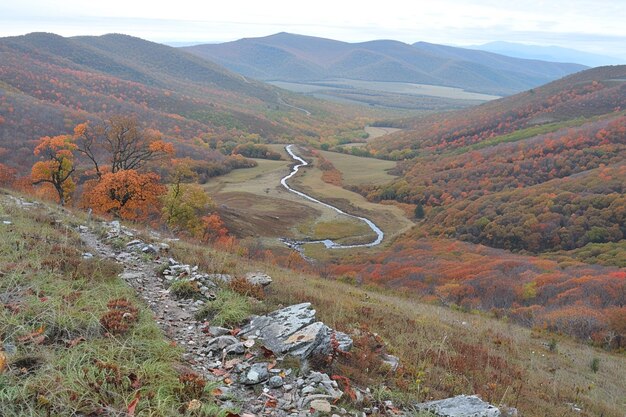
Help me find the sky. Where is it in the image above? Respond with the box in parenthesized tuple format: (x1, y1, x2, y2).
(1, 0, 626, 59)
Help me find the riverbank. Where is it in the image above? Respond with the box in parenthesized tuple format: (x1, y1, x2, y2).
(281, 145, 384, 249)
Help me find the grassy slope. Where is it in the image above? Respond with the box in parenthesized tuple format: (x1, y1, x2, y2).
(169, 236, 626, 417)
(0, 193, 223, 416)
(0, 191, 624, 416)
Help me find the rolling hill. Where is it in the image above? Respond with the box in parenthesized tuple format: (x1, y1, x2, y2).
(0, 32, 358, 171)
(316, 66, 626, 352)
(347, 66, 626, 255)
(184, 32, 587, 95)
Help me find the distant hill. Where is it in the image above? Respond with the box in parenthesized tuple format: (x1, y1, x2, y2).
(184, 32, 587, 95)
(0, 33, 343, 170)
(470, 41, 624, 67)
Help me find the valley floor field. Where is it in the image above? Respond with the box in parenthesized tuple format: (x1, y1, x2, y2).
(269, 78, 498, 110)
(204, 145, 413, 251)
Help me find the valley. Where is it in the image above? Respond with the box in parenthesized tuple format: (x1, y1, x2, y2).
(202, 143, 413, 251)
(1, 25, 625, 417)
(268, 78, 499, 110)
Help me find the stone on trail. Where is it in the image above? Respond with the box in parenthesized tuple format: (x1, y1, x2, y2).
(240, 362, 270, 385)
(240, 303, 353, 360)
(415, 395, 502, 417)
(309, 399, 332, 412)
(205, 335, 239, 352)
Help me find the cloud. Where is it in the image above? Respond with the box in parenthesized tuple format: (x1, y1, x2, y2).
(1, 0, 625, 59)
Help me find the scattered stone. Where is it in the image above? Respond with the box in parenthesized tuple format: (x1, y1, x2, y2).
(207, 274, 233, 284)
(141, 245, 157, 254)
(225, 342, 245, 355)
(209, 326, 231, 337)
(126, 239, 143, 247)
(82, 252, 94, 259)
(244, 271, 272, 286)
(205, 336, 239, 352)
(268, 375, 284, 388)
(3, 220, 12, 225)
(309, 399, 332, 412)
(240, 362, 270, 385)
(415, 395, 501, 417)
(381, 353, 400, 372)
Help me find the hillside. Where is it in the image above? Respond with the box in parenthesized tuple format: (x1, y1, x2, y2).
(184, 32, 587, 96)
(0, 33, 371, 172)
(352, 66, 626, 252)
(1, 191, 624, 416)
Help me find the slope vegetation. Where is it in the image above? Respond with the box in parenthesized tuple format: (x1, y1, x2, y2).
(0, 33, 368, 172)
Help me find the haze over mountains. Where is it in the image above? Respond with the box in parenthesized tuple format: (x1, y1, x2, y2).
(184, 32, 587, 96)
(471, 41, 624, 68)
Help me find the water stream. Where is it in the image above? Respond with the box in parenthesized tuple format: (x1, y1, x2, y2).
(280, 144, 384, 249)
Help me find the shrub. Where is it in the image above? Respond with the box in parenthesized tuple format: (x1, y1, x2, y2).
(229, 277, 265, 300)
(169, 280, 201, 299)
(100, 298, 139, 335)
(194, 290, 250, 327)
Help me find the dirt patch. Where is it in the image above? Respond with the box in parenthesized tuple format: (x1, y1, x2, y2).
(215, 192, 320, 238)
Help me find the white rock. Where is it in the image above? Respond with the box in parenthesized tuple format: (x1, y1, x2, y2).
(309, 399, 332, 413)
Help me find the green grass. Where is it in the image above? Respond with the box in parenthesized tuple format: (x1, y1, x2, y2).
(319, 150, 398, 186)
(449, 117, 595, 155)
(195, 290, 251, 327)
(544, 240, 626, 267)
(0, 194, 226, 416)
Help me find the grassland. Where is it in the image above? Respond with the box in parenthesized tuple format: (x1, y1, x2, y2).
(203, 145, 413, 253)
(268, 79, 499, 110)
(168, 234, 626, 417)
(364, 126, 403, 140)
(0, 193, 224, 416)
(318, 150, 398, 186)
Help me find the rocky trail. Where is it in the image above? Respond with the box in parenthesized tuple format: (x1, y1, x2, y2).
(75, 214, 510, 417)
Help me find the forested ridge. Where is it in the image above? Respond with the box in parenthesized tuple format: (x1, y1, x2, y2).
(0, 33, 372, 172)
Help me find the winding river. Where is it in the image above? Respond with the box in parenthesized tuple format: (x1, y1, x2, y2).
(281, 144, 384, 249)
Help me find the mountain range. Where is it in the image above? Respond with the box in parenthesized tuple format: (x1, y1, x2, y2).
(183, 32, 587, 95)
(0, 32, 339, 169)
(470, 41, 624, 67)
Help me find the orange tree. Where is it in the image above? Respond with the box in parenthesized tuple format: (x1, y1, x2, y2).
(31, 135, 77, 206)
(82, 170, 166, 221)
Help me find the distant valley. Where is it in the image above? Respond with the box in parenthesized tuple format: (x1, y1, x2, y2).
(184, 32, 587, 109)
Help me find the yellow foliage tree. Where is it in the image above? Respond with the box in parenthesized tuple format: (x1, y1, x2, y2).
(31, 135, 77, 206)
(162, 183, 215, 237)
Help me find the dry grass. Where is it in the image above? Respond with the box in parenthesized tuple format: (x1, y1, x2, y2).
(318, 149, 398, 186)
(169, 237, 626, 417)
(0, 193, 227, 416)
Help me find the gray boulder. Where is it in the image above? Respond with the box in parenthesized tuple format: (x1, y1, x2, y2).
(415, 395, 501, 417)
(240, 303, 352, 360)
(244, 272, 273, 286)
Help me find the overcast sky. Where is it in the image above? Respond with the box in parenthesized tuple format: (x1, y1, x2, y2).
(2, 0, 625, 59)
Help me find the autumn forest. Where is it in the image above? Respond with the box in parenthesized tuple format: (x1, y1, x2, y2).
(1, 33, 625, 354)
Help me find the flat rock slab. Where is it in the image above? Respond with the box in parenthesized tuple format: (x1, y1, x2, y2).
(240, 303, 352, 360)
(416, 395, 501, 417)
